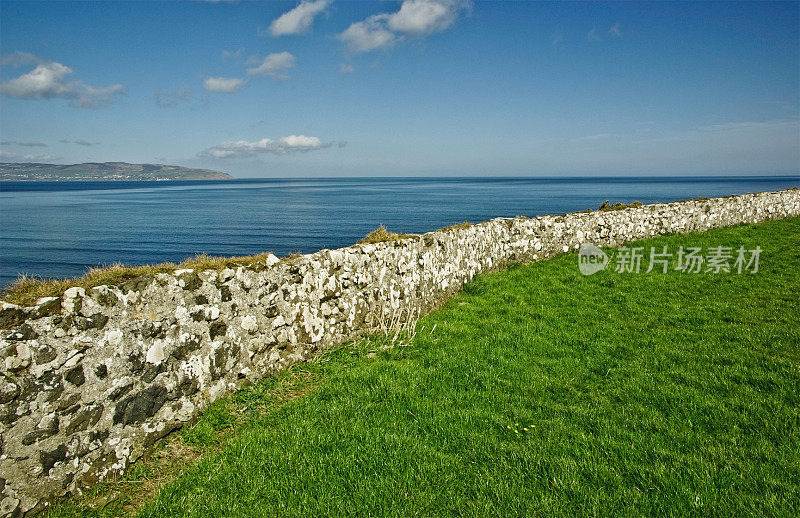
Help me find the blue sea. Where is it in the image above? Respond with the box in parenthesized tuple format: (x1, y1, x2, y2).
(1, 176, 798, 289)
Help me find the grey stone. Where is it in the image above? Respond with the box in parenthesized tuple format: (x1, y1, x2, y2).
(64, 404, 102, 435)
(22, 413, 59, 445)
(6, 324, 37, 341)
(34, 344, 57, 364)
(64, 365, 85, 387)
(0, 496, 21, 518)
(94, 364, 107, 379)
(113, 385, 167, 425)
(75, 313, 109, 331)
(31, 297, 61, 319)
(0, 306, 27, 329)
(209, 321, 227, 340)
(39, 444, 68, 473)
(177, 271, 202, 291)
(108, 378, 134, 401)
(0, 377, 19, 404)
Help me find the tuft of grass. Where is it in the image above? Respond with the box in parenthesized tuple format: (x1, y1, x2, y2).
(1, 252, 279, 307)
(440, 221, 473, 232)
(598, 200, 644, 211)
(46, 216, 800, 517)
(357, 225, 416, 244)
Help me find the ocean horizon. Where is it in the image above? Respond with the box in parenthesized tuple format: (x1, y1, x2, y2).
(1, 175, 798, 289)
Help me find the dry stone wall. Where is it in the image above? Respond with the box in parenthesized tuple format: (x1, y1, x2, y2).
(1, 188, 799, 516)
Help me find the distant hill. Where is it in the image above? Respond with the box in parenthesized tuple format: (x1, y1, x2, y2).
(0, 162, 234, 181)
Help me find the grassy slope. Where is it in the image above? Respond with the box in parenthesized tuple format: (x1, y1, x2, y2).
(50, 217, 800, 517)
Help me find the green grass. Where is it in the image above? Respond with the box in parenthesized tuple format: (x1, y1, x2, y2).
(48, 217, 800, 517)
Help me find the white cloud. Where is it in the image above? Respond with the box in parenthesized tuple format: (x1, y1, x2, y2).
(0, 58, 124, 108)
(608, 22, 622, 38)
(198, 135, 331, 158)
(246, 52, 296, 80)
(203, 76, 245, 93)
(338, 15, 397, 53)
(338, 0, 469, 54)
(387, 0, 461, 36)
(154, 86, 192, 107)
(339, 63, 355, 74)
(268, 0, 330, 37)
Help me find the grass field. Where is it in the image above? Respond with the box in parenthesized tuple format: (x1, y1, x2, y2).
(49, 217, 800, 517)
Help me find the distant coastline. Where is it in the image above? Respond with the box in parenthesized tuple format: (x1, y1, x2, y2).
(0, 162, 234, 181)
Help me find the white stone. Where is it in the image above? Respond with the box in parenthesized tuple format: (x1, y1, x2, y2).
(241, 315, 258, 334)
(62, 287, 85, 313)
(146, 342, 166, 365)
(35, 296, 59, 307)
(174, 306, 188, 321)
(106, 330, 123, 347)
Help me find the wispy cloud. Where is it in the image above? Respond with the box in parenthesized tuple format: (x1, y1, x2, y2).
(203, 76, 245, 93)
(589, 23, 622, 42)
(246, 52, 295, 80)
(198, 135, 332, 158)
(572, 133, 618, 142)
(0, 55, 124, 108)
(0, 140, 47, 147)
(59, 139, 99, 146)
(154, 86, 192, 107)
(221, 49, 243, 61)
(267, 0, 330, 37)
(339, 63, 355, 74)
(338, 0, 470, 54)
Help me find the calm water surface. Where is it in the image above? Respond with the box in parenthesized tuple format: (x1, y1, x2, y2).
(1, 176, 797, 288)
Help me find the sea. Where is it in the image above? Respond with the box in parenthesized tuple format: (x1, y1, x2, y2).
(1, 175, 798, 289)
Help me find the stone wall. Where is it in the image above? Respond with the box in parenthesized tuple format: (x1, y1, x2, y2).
(1, 188, 799, 516)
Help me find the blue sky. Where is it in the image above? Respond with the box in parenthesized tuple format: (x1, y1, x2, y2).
(0, 0, 798, 177)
